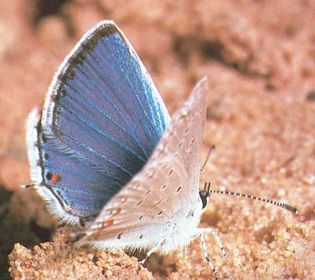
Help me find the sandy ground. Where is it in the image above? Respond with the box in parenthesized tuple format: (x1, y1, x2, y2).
(0, 0, 314, 279)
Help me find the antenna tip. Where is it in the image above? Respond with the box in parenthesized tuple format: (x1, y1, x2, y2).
(286, 204, 298, 214)
(20, 184, 35, 189)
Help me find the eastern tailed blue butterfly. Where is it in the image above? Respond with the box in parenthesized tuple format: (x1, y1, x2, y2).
(26, 20, 297, 279)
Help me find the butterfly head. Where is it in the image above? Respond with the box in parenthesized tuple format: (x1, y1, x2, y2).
(199, 182, 211, 209)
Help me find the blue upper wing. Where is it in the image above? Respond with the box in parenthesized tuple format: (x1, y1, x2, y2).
(27, 21, 170, 223)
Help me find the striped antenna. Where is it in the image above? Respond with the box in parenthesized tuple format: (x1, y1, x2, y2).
(20, 184, 35, 189)
(200, 145, 216, 174)
(204, 182, 298, 214)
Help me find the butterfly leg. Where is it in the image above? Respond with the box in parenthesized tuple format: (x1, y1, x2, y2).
(199, 233, 219, 280)
(193, 227, 226, 280)
(199, 227, 227, 259)
(139, 238, 167, 265)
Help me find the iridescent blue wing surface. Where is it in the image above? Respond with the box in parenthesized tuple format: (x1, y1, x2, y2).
(26, 21, 170, 223)
(75, 78, 208, 251)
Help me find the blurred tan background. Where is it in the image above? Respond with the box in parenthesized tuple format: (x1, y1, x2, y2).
(0, 1, 314, 279)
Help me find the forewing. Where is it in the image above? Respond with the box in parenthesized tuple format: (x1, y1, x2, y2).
(27, 21, 170, 223)
(76, 77, 208, 247)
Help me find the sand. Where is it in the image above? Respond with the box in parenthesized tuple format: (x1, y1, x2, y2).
(0, 0, 314, 279)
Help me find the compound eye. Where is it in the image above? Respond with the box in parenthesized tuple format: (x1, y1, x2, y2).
(199, 190, 208, 209)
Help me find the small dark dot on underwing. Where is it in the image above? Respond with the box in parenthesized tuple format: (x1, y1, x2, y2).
(184, 128, 189, 134)
(187, 210, 194, 218)
(156, 198, 163, 205)
(158, 211, 163, 215)
(139, 234, 143, 239)
(145, 190, 151, 195)
(117, 233, 122, 239)
(161, 184, 167, 190)
(178, 114, 186, 121)
(139, 216, 143, 220)
(191, 138, 195, 144)
(168, 169, 174, 176)
(178, 142, 183, 148)
(136, 200, 143, 206)
(176, 186, 182, 193)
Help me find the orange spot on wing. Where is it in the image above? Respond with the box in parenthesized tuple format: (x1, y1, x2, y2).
(106, 207, 121, 216)
(102, 219, 114, 228)
(112, 208, 121, 215)
(51, 173, 61, 184)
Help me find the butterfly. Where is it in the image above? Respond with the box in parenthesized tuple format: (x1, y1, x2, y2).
(26, 20, 297, 279)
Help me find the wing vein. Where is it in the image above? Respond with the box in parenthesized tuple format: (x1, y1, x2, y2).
(99, 38, 160, 139)
(70, 59, 151, 158)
